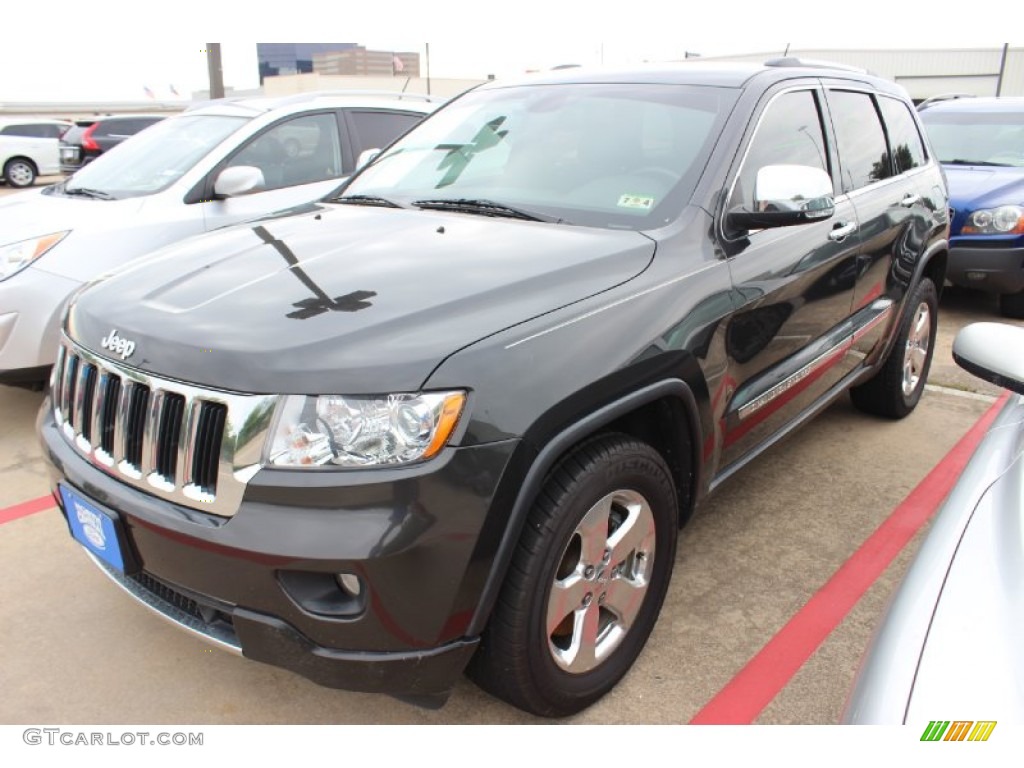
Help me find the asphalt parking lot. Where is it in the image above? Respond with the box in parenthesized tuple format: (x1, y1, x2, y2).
(0, 178, 1019, 724)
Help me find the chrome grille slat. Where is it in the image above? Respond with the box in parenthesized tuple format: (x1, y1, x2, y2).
(52, 337, 278, 518)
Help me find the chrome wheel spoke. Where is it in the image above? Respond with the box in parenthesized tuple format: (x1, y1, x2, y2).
(604, 576, 646, 631)
(576, 494, 614, 565)
(547, 574, 589, 635)
(607, 494, 655, 567)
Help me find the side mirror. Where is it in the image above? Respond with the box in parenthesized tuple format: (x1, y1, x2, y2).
(953, 322, 1024, 396)
(356, 149, 381, 170)
(213, 166, 265, 198)
(728, 165, 835, 230)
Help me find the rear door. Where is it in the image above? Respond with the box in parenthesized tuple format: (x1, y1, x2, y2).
(718, 84, 862, 468)
(822, 87, 935, 358)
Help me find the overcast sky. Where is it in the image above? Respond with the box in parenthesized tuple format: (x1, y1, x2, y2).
(2, 1, 1016, 102)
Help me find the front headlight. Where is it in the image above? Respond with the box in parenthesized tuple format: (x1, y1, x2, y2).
(0, 231, 70, 280)
(266, 391, 467, 468)
(963, 205, 1024, 235)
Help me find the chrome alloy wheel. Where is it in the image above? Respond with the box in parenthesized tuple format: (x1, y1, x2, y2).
(902, 301, 932, 396)
(546, 489, 656, 674)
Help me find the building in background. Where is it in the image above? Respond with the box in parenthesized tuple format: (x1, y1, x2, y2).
(313, 47, 420, 78)
(257, 43, 358, 83)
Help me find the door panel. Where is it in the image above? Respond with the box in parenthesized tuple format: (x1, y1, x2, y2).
(718, 87, 860, 467)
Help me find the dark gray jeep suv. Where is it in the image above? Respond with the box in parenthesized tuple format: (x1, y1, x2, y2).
(39, 60, 949, 717)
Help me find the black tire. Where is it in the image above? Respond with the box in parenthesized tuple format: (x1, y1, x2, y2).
(3, 157, 37, 188)
(999, 290, 1024, 320)
(467, 433, 678, 717)
(850, 277, 938, 419)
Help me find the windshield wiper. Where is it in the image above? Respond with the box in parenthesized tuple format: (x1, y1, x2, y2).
(63, 186, 117, 200)
(333, 194, 404, 208)
(413, 198, 562, 223)
(945, 159, 1012, 167)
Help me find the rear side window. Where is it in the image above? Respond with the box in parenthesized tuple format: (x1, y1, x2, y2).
(728, 89, 831, 212)
(827, 90, 891, 191)
(878, 97, 927, 173)
(347, 110, 423, 155)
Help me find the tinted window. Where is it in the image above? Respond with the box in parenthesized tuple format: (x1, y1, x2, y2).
(0, 123, 46, 138)
(40, 123, 67, 138)
(828, 90, 891, 191)
(101, 118, 160, 136)
(729, 89, 830, 211)
(878, 97, 927, 173)
(347, 110, 423, 154)
(225, 112, 343, 191)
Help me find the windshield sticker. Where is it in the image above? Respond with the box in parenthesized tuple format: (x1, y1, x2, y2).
(618, 194, 655, 210)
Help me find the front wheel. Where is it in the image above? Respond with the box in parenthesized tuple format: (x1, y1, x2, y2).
(851, 277, 938, 419)
(467, 433, 679, 717)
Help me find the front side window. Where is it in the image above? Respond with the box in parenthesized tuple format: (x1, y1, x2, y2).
(728, 89, 830, 213)
(225, 113, 343, 191)
(341, 83, 737, 230)
(827, 90, 892, 191)
(878, 97, 927, 173)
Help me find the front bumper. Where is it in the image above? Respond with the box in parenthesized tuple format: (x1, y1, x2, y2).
(0, 266, 81, 377)
(946, 243, 1024, 294)
(39, 401, 521, 696)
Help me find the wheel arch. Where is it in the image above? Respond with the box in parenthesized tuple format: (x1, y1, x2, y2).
(465, 376, 706, 637)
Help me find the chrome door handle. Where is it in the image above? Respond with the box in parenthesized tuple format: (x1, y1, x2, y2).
(900, 194, 921, 207)
(828, 221, 858, 242)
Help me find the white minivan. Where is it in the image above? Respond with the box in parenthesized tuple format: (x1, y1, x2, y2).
(0, 92, 437, 385)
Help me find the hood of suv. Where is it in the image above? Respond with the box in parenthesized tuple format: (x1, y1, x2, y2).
(66, 204, 657, 393)
(944, 165, 1024, 216)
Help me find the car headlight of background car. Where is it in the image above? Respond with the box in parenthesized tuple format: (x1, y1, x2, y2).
(962, 205, 1024, 235)
(0, 231, 69, 280)
(267, 391, 467, 468)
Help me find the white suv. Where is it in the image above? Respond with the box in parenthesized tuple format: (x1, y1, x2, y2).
(0, 92, 438, 386)
(0, 118, 73, 187)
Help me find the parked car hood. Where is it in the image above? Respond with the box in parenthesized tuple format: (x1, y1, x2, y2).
(944, 165, 1024, 211)
(0, 187, 146, 246)
(66, 204, 657, 394)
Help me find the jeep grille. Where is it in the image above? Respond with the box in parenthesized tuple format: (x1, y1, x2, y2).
(52, 337, 277, 517)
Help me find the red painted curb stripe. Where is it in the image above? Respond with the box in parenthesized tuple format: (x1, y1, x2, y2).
(0, 493, 55, 525)
(690, 391, 1012, 725)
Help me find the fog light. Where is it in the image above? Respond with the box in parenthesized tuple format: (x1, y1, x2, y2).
(337, 572, 363, 598)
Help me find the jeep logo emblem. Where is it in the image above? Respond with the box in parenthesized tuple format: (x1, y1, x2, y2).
(100, 329, 136, 360)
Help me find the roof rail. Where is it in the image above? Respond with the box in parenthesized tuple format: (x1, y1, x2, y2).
(270, 89, 443, 107)
(916, 93, 976, 111)
(185, 89, 443, 113)
(764, 57, 870, 74)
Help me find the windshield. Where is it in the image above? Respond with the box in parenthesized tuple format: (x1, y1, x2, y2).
(338, 83, 737, 229)
(920, 110, 1024, 167)
(51, 114, 250, 199)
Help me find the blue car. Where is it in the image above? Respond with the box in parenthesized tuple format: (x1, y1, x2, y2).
(918, 97, 1024, 317)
